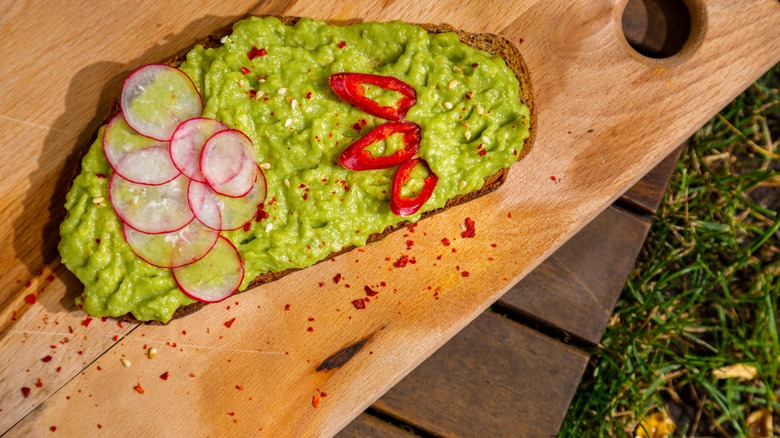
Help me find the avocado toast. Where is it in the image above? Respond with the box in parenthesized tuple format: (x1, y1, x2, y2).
(59, 16, 536, 323)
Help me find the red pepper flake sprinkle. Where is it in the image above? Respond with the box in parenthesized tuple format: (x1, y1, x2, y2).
(333, 273, 342, 284)
(478, 149, 487, 156)
(461, 271, 471, 277)
(307, 327, 314, 332)
(21, 387, 31, 398)
(95, 173, 106, 179)
(550, 175, 557, 181)
(56, 367, 61, 372)
(284, 304, 291, 311)
(235, 385, 244, 390)
(472, 62, 479, 68)
(247, 46, 267, 60)
(318, 282, 325, 287)
(491, 243, 498, 248)
(36, 378, 43, 388)
(224, 318, 236, 328)
(97, 424, 102, 429)
(337, 40, 347, 49)
(25, 294, 36, 304)
(117, 321, 123, 328)
(351, 299, 366, 310)
(41, 355, 53, 363)
(364, 286, 379, 297)
(159, 372, 169, 381)
(308, 317, 315, 322)
(112, 335, 118, 342)
(393, 255, 410, 268)
(81, 317, 93, 327)
(406, 240, 414, 249)
(441, 237, 451, 246)
(508, 212, 513, 219)
(228, 412, 235, 416)
(241, 67, 251, 75)
(50, 426, 57, 432)
(306, 91, 313, 99)
(133, 384, 144, 394)
(461, 217, 476, 238)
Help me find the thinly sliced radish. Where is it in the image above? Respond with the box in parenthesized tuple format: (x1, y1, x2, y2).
(170, 117, 228, 183)
(188, 169, 266, 231)
(121, 64, 203, 141)
(114, 145, 181, 186)
(201, 129, 257, 197)
(109, 173, 194, 234)
(103, 114, 180, 186)
(122, 219, 220, 268)
(172, 236, 244, 303)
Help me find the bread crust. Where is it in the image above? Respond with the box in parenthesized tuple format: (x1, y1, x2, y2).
(74, 15, 536, 323)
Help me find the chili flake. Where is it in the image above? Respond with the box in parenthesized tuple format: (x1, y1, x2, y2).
(364, 286, 379, 297)
(337, 40, 347, 49)
(333, 273, 342, 284)
(224, 318, 236, 328)
(133, 384, 144, 394)
(312, 394, 321, 408)
(461, 271, 471, 277)
(35, 378, 43, 388)
(21, 387, 31, 398)
(461, 217, 476, 238)
(247, 46, 267, 60)
(351, 299, 366, 310)
(41, 355, 52, 363)
(441, 237, 451, 246)
(159, 372, 169, 381)
(25, 294, 36, 305)
(393, 255, 410, 268)
(81, 317, 93, 327)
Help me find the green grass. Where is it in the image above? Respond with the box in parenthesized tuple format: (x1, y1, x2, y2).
(560, 65, 780, 437)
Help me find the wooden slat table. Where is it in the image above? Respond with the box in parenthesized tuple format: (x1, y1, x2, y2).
(339, 147, 682, 436)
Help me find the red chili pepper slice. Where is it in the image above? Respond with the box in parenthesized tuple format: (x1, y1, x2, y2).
(329, 73, 416, 121)
(390, 158, 438, 217)
(339, 121, 420, 171)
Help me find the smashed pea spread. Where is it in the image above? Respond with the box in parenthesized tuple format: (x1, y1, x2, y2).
(59, 17, 532, 322)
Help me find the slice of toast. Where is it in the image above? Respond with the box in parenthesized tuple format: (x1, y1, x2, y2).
(70, 15, 536, 323)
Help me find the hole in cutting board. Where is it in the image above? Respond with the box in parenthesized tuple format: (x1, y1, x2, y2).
(621, 0, 693, 58)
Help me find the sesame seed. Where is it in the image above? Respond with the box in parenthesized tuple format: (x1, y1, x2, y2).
(259, 162, 271, 169)
(284, 178, 290, 188)
(444, 102, 453, 110)
(459, 180, 467, 190)
(278, 87, 287, 95)
(147, 348, 158, 359)
(220, 36, 228, 44)
(291, 98, 298, 108)
(448, 80, 458, 89)
(239, 79, 246, 87)
(259, 78, 266, 83)
(265, 223, 273, 233)
(477, 105, 484, 115)
(452, 65, 462, 73)
(482, 136, 491, 145)
(284, 118, 292, 127)
(465, 131, 472, 140)
(255, 90, 264, 99)
(92, 197, 104, 205)
(120, 358, 132, 368)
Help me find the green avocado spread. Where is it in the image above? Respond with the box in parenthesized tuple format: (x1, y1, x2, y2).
(59, 17, 531, 322)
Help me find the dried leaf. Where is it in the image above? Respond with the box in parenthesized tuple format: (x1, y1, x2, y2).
(635, 410, 676, 438)
(711, 363, 759, 381)
(746, 409, 773, 438)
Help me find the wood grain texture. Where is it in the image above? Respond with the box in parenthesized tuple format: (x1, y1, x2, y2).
(372, 312, 589, 437)
(622, 146, 683, 214)
(498, 205, 650, 345)
(335, 414, 417, 438)
(1, 0, 779, 436)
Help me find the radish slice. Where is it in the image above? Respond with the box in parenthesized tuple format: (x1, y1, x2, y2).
(201, 129, 257, 197)
(121, 64, 203, 141)
(188, 169, 267, 231)
(172, 236, 244, 303)
(103, 114, 180, 185)
(170, 117, 228, 183)
(114, 145, 181, 186)
(122, 219, 220, 268)
(109, 173, 194, 234)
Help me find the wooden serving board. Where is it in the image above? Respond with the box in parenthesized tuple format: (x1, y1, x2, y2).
(1, 0, 778, 435)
